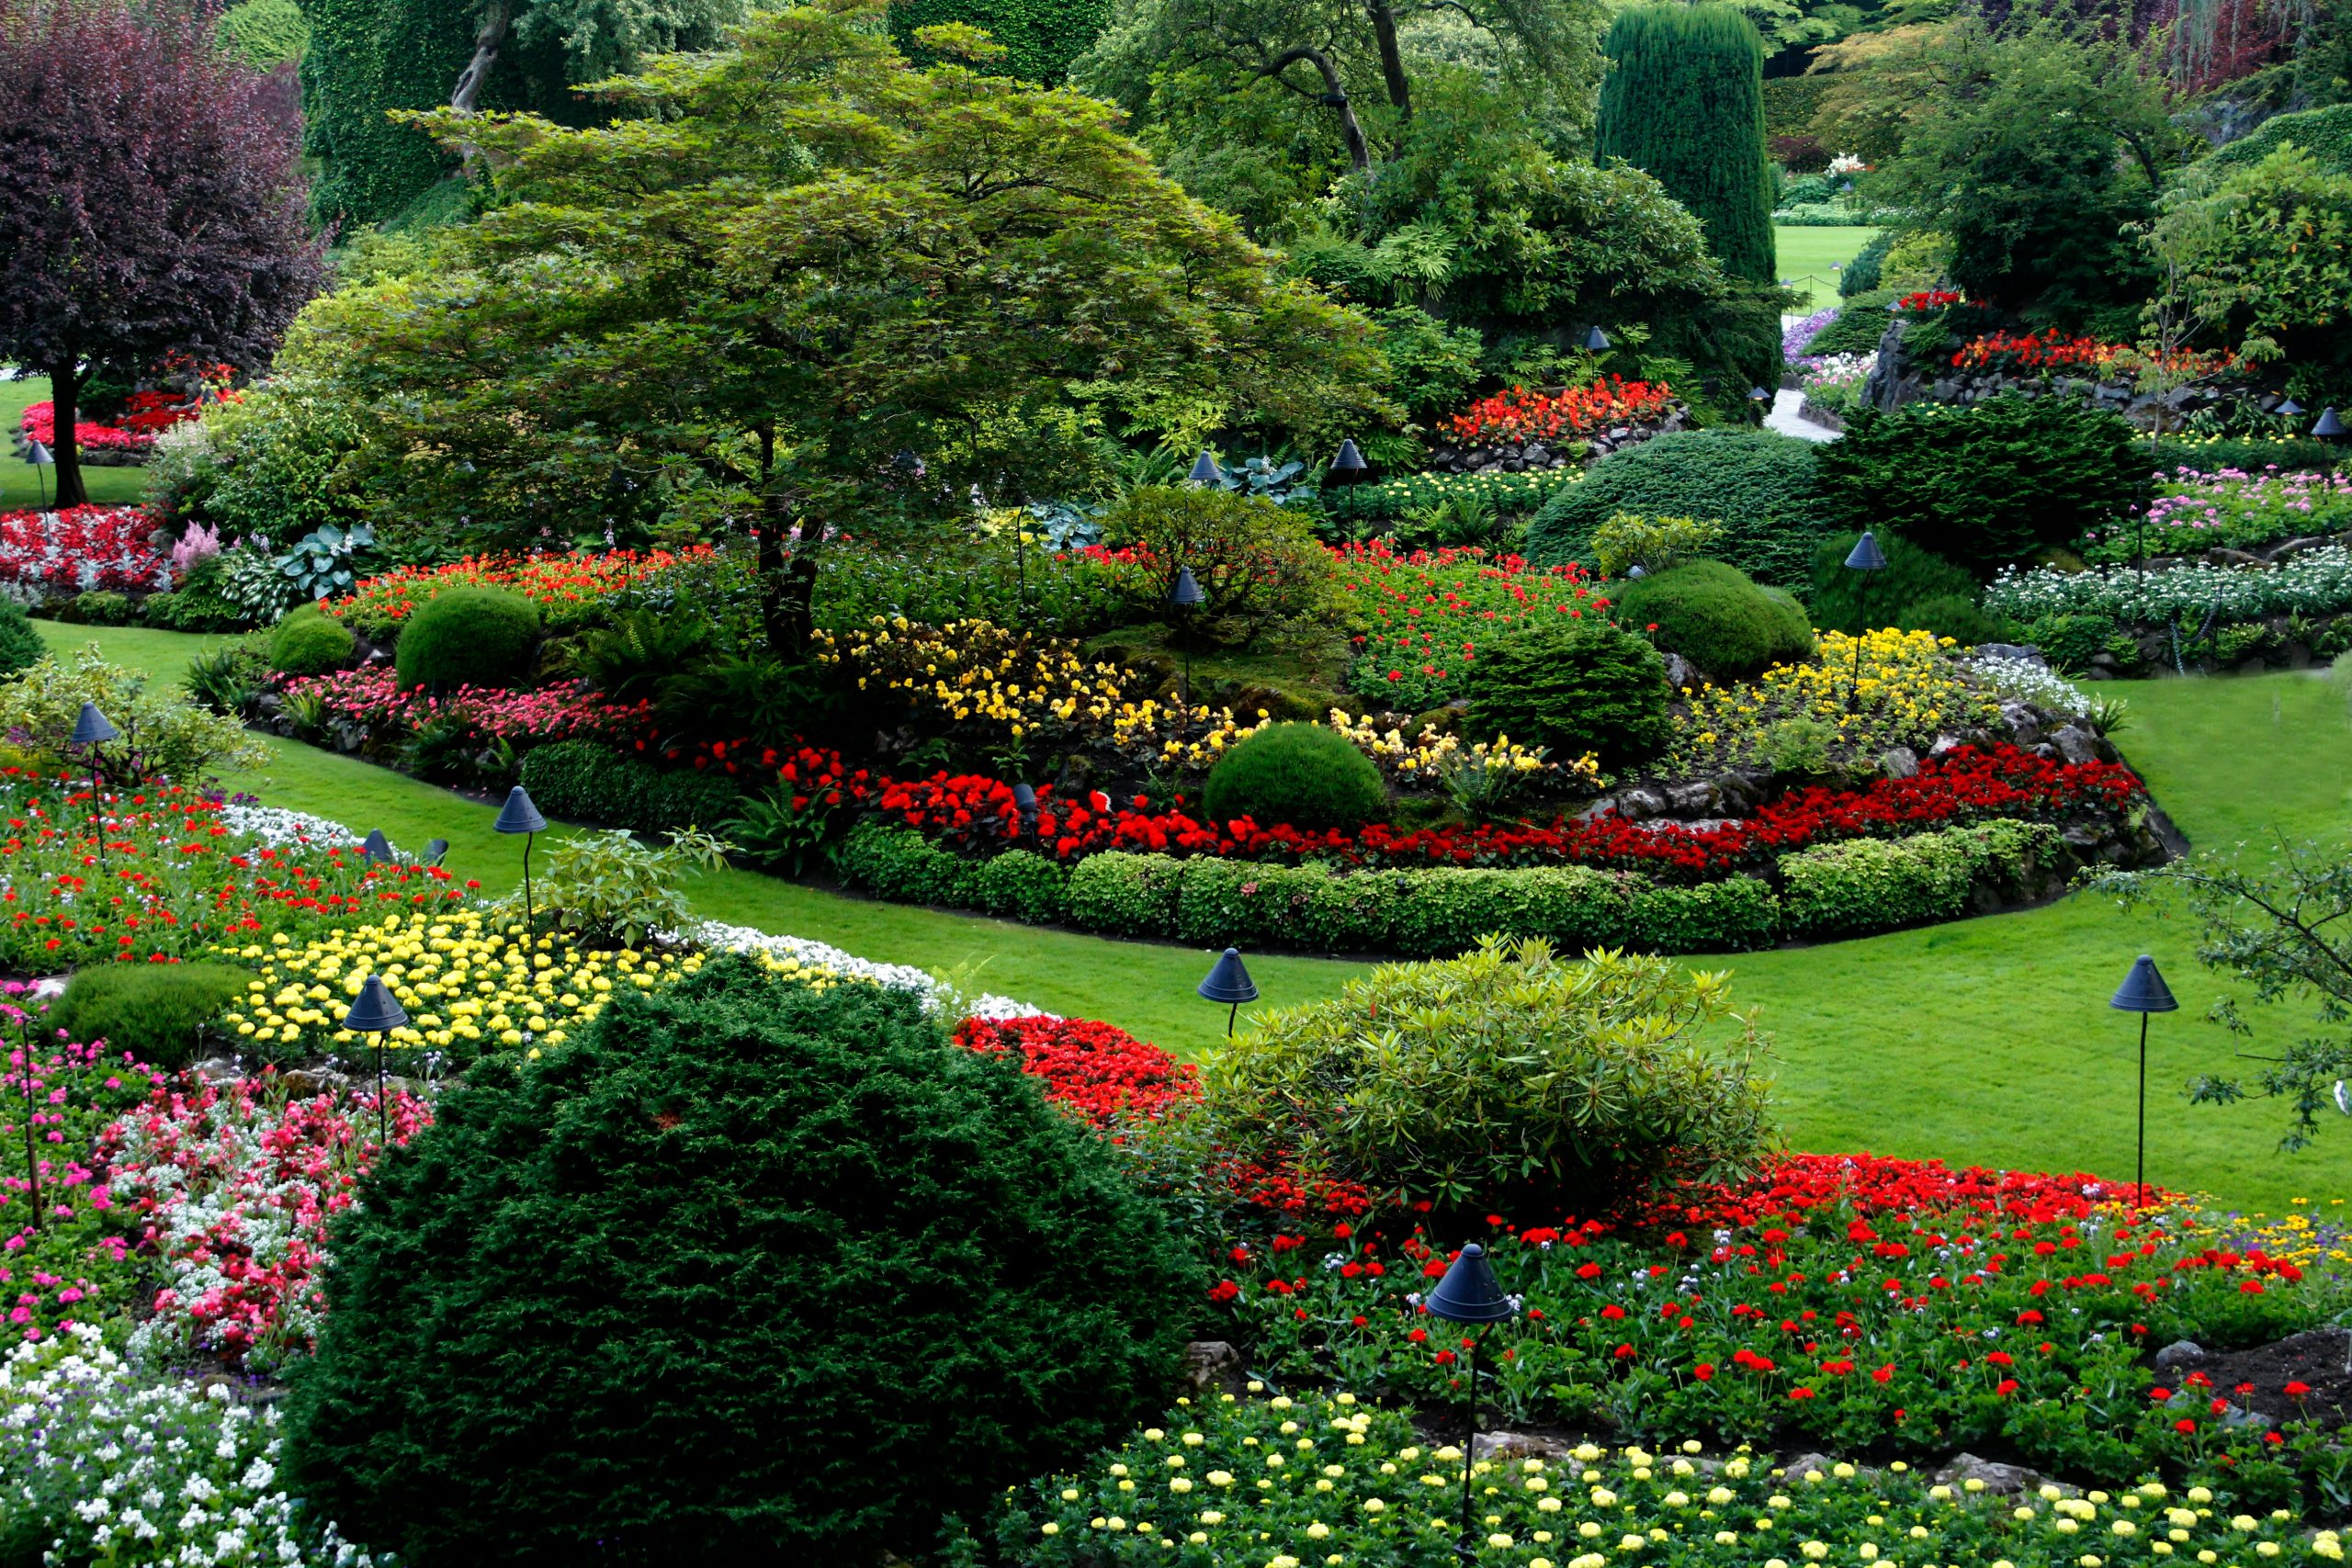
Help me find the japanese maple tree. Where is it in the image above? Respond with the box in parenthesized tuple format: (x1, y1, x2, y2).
(0, 0, 322, 507)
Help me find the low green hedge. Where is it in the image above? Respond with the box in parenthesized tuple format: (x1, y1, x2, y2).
(515, 739, 743, 837)
(834, 821, 2062, 953)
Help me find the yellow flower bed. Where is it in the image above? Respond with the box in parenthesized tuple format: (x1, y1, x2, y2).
(2201, 1197, 2352, 1270)
(1324, 708, 1593, 788)
(1670, 627, 2000, 773)
(819, 616, 1136, 741)
(217, 909, 840, 1057)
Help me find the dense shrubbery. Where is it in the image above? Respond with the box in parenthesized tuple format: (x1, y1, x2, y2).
(1818, 398, 2150, 575)
(390, 585, 540, 692)
(516, 739, 743, 836)
(284, 958, 1202, 1563)
(1202, 722, 1387, 831)
(1094, 486, 1336, 644)
(1527, 430, 1829, 588)
(1780, 819, 2063, 935)
(1464, 618, 1670, 770)
(268, 604, 356, 675)
(0, 597, 43, 677)
(46, 962, 254, 1069)
(1615, 559, 1813, 680)
(1205, 938, 1770, 1213)
(1808, 528, 1982, 636)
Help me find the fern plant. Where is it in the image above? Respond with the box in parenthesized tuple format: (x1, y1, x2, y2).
(571, 608, 712, 705)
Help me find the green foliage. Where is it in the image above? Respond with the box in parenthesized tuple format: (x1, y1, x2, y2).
(1807, 528, 1979, 636)
(1201, 723, 1388, 831)
(1463, 617, 1671, 771)
(537, 828, 730, 948)
(888, 0, 1108, 82)
(147, 372, 371, 543)
(837, 820, 971, 906)
(1065, 852, 1184, 937)
(282, 958, 1201, 1562)
(1596, 4, 1775, 286)
(1368, 305, 1486, 423)
(1204, 937, 1771, 1212)
(1628, 874, 1780, 953)
(0, 648, 266, 780)
(1816, 398, 2151, 575)
(2206, 104, 2352, 179)
(515, 739, 743, 837)
(46, 963, 253, 1071)
(1341, 469, 1573, 526)
(0, 599, 45, 679)
(652, 654, 836, 753)
(1590, 513, 1724, 578)
(1896, 592, 2007, 646)
(271, 523, 376, 602)
(217, 0, 308, 66)
(1527, 429, 1830, 589)
(1804, 291, 1897, 357)
(569, 608, 711, 705)
(1382, 865, 1629, 959)
(392, 586, 540, 690)
(1614, 559, 1815, 681)
(2020, 612, 2126, 677)
(66, 592, 132, 626)
(1101, 487, 1338, 644)
(182, 639, 270, 717)
(967, 849, 1070, 924)
(266, 604, 356, 676)
(1780, 818, 2061, 936)
(1839, 232, 1891, 297)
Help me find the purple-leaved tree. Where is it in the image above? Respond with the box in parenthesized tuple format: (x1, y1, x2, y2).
(0, 0, 323, 508)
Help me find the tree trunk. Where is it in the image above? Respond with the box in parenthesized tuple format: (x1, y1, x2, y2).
(1262, 46, 1374, 174)
(750, 424, 820, 659)
(45, 360, 87, 511)
(449, 0, 511, 114)
(1365, 0, 1413, 119)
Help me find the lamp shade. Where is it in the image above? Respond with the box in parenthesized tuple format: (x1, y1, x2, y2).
(1425, 1243, 1516, 1324)
(1843, 531, 1890, 572)
(1012, 782, 1037, 813)
(24, 440, 51, 468)
(1188, 448, 1225, 487)
(69, 702, 118, 746)
(2109, 953, 2178, 1014)
(362, 828, 394, 863)
(2278, 399, 2304, 419)
(425, 837, 450, 866)
(493, 784, 547, 835)
(1583, 326, 1610, 353)
(344, 974, 411, 1034)
(1747, 386, 1772, 401)
(1169, 565, 1205, 608)
(2315, 407, 2347, 441)
(1197, 946, 1259, 1005)
(1329, 438, 1369, 478)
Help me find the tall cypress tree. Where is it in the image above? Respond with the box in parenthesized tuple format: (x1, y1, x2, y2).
(1596, 4, 1775, 287)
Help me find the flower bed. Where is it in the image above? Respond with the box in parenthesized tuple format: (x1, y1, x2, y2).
(0, 504, 165, 594)
(1795, 352, 1873, 419)
(1333, 470, 1576, 527)
(1445, 378, 1678, 446)
(3, 1034, 161, 1341)
(1952, 330, 2235, 378)
(1985, 547, 2352, 628)
(2078, 468, 2352, 564)
(1783, 305, 1839, 361)
(277, 666, 656, 747)
(322, 545, 720, 634)
(1669, 629, 2001, 773)
(953, 1014, 1202, 1123)
(1333, 542, 1616, 711)
(16, 390, 210, 456)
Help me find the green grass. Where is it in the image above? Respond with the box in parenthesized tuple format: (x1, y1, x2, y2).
(2, 375, 153, 510)
(1775, 225, 1882, 313)
(49, 619, 2352, 1212)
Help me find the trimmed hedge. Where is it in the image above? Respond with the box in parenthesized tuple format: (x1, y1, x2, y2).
(1613, 559, 1815, 681)
(1203, 723, 1389, 833)
(2207, 103, 2352, 179)
(1527, 430, 1831, 590)
(392, 585, 539, 691)
(1780, 819, 2062, 937)
(268, 604, 356, 675)
(514, 739, 743, 836)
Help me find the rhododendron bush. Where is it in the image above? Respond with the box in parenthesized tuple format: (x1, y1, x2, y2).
(0, 503, 165, 593)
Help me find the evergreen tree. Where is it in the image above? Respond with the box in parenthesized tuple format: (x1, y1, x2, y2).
(1595, 3, 1775, 288)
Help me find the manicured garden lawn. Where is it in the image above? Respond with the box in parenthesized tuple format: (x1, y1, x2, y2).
(60, 618, 2352, 1212)
(1, 374, 153, 510)
(1775, 223, 1881, 311)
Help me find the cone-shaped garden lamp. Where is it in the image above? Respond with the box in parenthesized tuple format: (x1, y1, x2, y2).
(1169, 565, 1205, 709)
(1329, 438, 1370, 538)
(362, 828, 394, 865)
(495, 784, 548, 941)
(24, 440, 51, 508)
(1427, 1243, 1518, 1564)
(344, 975, 411, 1147)
(2109, 954, 2178, 1211)
(1583, 325, 1610, 354)
(1841, 531, 1888, 713)
(1197, 946, 1258, 1037)
(1188, 448, 1225, 488)
(72, 703, 119, 868)
(2317, 407, 2347, 486)
(425, 837, 449, 867)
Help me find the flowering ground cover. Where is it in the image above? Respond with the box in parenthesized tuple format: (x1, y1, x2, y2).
(1951, 331, 2235, 379)
(1985, 547, 2352, 628)
(1795, 352, 1873, 418)
(2078, 469, 2352, 564)
(1444, 379, 1678, 446)
(322, 545, 719, 634)
(1, 1032, 162, 1341)
(1333, 542, 1617, 711)
(1668, 629, 2001, 773)
(277, 665, 656, 748)
(0, 503, 165, 594)
(954, 1013, 1203, 1123)
(16, 391, 209, 455)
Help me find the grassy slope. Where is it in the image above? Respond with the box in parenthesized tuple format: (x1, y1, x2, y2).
(54, 621, 2352, 1212)
(2, 376, 154, 510)
(1775, 225, 1882, 313)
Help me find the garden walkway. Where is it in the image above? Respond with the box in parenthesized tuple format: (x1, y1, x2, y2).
(1765, 387, 1842, 442)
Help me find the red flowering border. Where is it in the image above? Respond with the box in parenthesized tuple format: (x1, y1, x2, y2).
(1445, 377, 1677, 446)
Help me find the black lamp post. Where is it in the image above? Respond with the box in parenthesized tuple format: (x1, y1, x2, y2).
(425, 837, 449, 867)
(1196, 946, 1258, 1037)
(24, 440, 51, 509)
(2315, 407, 2346, 486)
(71, 702, 118, 870)
(2109, 954, 2177, 1211)
(344, 974, 411, 1147)
(495, 784, 548, 940)
(1840, 531, 1888, 713)
(1169, 565, 1204, 710)
(14, 1005, 40, 1233)
(1188, 449, 1225, 489)
(1426, 1243, 1518, 1565)
(1329, 439, 1370, 539)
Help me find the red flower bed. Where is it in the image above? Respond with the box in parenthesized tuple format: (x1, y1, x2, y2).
(17, 394, 208, 455)
(1894, 288, 1965, 312)
(1445, 378, 1677, 445)
(0, 505, 164, 593)
(856, 742, 2143, 878)
(953, 1014, 1202, 1122)
(1953, 330, 2233, 378)
(1635, 1149, 2162, 1231)
(326, 546, 718, 630)
(1334, 540, 1613, 710)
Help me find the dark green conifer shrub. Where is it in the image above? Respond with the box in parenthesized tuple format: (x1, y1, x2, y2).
(1596, 4, 1775, 287)
(1613, 559, 1814, 680)
(1807, 530, 1980, 636)
(47, 963, 254, 1069)
(284, 958, 1200, 1565)
(1464, 618, 1671, 771)
(1202, 722, 1388, 831)
(1529, 431, 1830, 590)
(0, 597, 44, 677)
(267, 604, 356, 675)
(391, 586, 539, 690)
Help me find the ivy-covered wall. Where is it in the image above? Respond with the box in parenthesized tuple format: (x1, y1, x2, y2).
(887, 0, 1111, 84)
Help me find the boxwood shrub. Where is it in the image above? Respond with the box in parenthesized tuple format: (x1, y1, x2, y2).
(1065, 852, 1183, 936)
(1202, 723, 1388, 832)
(1613, 559, 1815, 680)
(282, 957, 1202, 1563)
(1627, 875, 1781, 953)
(516, 740, 742, 836)
(267, 604, 355, 676)
(1528, 429, 1832, 589)
(1386, 864, 1632, 958)
(968, 849, 1069, 924)
(45, 962, 254, 1069)
(1780, 818, 2060, 936)
(392, 585, 540, 690)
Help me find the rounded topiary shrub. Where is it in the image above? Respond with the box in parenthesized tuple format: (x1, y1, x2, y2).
(391, 586, 540, 691)
(0, 598, 43, 678)
(1808, 529, 1980, 636)
(1528, 429, 1831, 589)
(1464, 618, 1671, 772)
(267, 604, 356, 676)
(1613, 559, 1814, 680)
(282, 958, 1200, 1566)
(1204, 937, 1771, 1218)
(1202, 722, 1388, 831)
(46, 962, 254, 1069)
